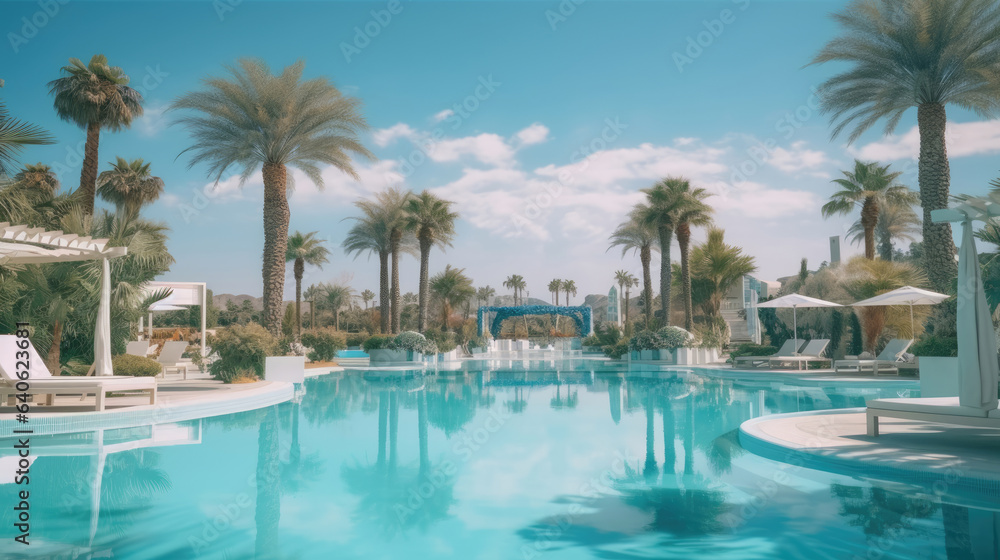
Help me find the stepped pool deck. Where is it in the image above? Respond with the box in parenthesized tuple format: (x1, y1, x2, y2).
(740, 408, 1000, 508)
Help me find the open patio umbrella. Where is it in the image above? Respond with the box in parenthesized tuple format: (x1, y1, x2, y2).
(756, 294, 842, 353)
(850, 286, 949, 338)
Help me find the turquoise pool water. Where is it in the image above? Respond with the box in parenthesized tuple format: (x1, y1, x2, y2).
(0, 361, 993, 559)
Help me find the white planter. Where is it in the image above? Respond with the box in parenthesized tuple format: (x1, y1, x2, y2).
(369, 349, 423, 365)
(918, 357, 958, 397)
(676, 347, 694, 365)
(640, 350, 655, 361)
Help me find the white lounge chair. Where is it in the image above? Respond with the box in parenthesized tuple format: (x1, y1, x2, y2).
(0, 335, 156, 411)
(834, 338, 913, 376)
(125, 340, 150, 357)
(768, 339, 831, 370)
(156, 340, 190, 379)
(866, 397, 1000, 436)
(732, 339, 805, 369)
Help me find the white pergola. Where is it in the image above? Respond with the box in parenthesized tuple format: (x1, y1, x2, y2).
(140, 281, 208, 357)
(0, 223, 127, 376)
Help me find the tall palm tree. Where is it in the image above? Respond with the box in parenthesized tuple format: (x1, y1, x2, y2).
(562, 280, 577, 305)
(352, 188, 412, 334)
(285, 231, 330, 341)
(609, 207, 659, 329)
(344, 203, 392, 334)
(12, 163, 59, 194)
(821, 160, 916, 260)
(476, 285, 495, 308)
(0, 100, 55, 175)
(811, 0, 1000, 290)
(690, 228, 756, 318)
(404, 190, 457, 333)
(96, 157, 164, 216)
(547, 279, 562, 305)
(49, 55, 143, 215)
(638, 177, 690, 326)
(172, 58, 372, 336)
(322, 283, 355, 330)
(430, 265, 474, 330)
(503, 275, 525, 305)
(674, 186, 714, 331)
(614, 270, 638, 326)
(613, 270, 629, 321)
(361, 289, 375, 310)
(848, 203, 921, 261)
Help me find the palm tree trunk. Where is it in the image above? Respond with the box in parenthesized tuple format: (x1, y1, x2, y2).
(261, 162, 290, 337)
(379, 250, 389, 334)
(389, 229, 402, 334)
(47, 320, 61, 375)
(677, 222, 694, 331)
(77, 122, 100, 215)
(334, 308, 340, 330)
(659, 227, 674, 327)
(417, 235, 431, 333)
(442, 301, 449, 330)
(861, 197, 879, 260)
(641, 246, 652, 329)
(624, 289, 631, 327)
(918, 103, 957, 291)
(294, 259, 304, 341)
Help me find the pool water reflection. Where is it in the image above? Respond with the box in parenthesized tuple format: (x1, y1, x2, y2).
(0, 361, 995, 559)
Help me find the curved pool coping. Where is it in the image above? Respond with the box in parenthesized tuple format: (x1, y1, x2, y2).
(739, 408, 1000, 509)
(0, 380, 294, 438)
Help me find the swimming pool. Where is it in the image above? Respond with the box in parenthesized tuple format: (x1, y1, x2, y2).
(0, 361, 991, 559)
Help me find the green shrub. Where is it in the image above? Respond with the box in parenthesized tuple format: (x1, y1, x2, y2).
(345, 332, 369, 348)
(467, 334, 488, 350)
(730, 343, 777, 360)
(603, 341, 629, 359)
(112, 354, 161, 377)
(424, 329, 457, 353)
(301, 328, 347, 362)
(656, 326, 691, 349)
(390, 331, 438, 354)
(581, 334, 602, 347)
(208, 323, 280, 383)
(362, 335, 392, 352)
(909, 336, 958, 357)
(629, 330, 661, 351)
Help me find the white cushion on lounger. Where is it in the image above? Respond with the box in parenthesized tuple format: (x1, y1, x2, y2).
(866, 397, 989, 418)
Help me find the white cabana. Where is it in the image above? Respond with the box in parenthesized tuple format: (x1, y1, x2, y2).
(140, 281, 208, 357)
(0, 223, 126, 376)
(756, 293, 842, 353)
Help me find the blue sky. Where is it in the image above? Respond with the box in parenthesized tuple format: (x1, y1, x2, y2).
(3, 0, 1000, 300)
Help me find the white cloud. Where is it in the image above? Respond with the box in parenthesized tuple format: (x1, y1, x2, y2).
(852, 119, 1000, 161)
(428, 133, 516, 167)
(431, 109, 454, 122)
(137, 102, 169, 137)
(372, 123, 419, 147)
(710, 180, 821, 219)
(515, 123, 549, 146)
(767, 140, 832, 175)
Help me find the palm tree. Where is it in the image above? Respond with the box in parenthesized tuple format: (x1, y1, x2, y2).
(172, 58, 372, 336)
(322, 283, 355, 330)
(638, 178, 690, 326)
(613, 270, 628, 320)
(430, 265, 474, 330)
(840, 257, 928, 349)
(15, 263, 82, 373)
(476, 286, 495, 308)
(361, 289, 375, 310)
(404, 190, 457, 333)
(615, 270, 638, 326)
(822, 160, 916, 260)
(12, 163, 59, 195)
(562, 280, 577, 305)
(690, 228, 756, 318)
(674, 185, 714, 331)
(848, 203, 921, 261)
(609, 207, 659, 329)
(285, 231, 330, 341)
(0, 98, 55, 176)
(49, 55, 143, 215)
(351, 188, 412, 334)
(811, 0, 1000, 290)
(96, 157, 164, 216)
(344, 203, 392, 334)
(547, 279, 562, 305)
(503, 275, 525, 305)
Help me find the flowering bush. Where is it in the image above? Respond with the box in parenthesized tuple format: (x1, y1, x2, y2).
(656, 326, 691, 349)
(629, 330, 662, 351)
(390, 331, 438, 354)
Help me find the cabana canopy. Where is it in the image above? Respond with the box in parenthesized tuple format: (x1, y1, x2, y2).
(141, 281, 208, 357)
(0, 222, 126, 376)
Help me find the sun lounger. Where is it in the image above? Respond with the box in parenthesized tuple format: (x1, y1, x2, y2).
(125, 340, 150, 357)
(0, 335, 156, 411)
(157, 340, 190, 379)
(834, 338, 913, 376)
(865, 396, 1000, 436)
(768, 339, 831, 370)
(733, 339, 805, 368)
